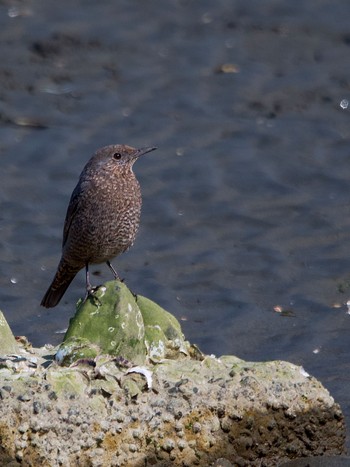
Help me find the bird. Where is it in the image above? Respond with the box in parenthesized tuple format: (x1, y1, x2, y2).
(41, 144, 156, 308)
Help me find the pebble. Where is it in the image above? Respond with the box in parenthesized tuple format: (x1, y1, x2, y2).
(178, 440, 187, 451)
(174, 422, 182, 432)
(18, 423, 29, 434)
(33, 401, 41, 414)
(192, 422, 201, 433)
(162, 438, 175, 452)
(18, 393, 31, 402)
(48, 391, 57, 400)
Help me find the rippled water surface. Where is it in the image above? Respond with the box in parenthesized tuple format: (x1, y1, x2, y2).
(1, 0, 350, 447)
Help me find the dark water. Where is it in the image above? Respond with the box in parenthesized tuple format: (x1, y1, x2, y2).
(1, 0, 350, 448)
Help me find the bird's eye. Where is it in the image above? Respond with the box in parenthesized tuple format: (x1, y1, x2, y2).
(113, 152, 122, 160)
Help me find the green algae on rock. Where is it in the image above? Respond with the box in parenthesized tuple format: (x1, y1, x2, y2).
(136, 294, 189, 360)
(56, 281, 147, 366)
(0, 310, 19, 355)
(56, 281, 191, 366)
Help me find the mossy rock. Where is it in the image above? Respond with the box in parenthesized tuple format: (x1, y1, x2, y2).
(56, 281, 191, 366)
(57, 281, 147, 366)
(0, 310, 19, 355)
(137, 295, 189, 360)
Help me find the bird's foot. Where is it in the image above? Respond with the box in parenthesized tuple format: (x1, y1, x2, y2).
(131, 290, 138, 302)
(84, 285, 102, 307)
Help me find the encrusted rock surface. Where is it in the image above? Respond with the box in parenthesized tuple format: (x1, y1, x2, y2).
(0, 283, 346, 466)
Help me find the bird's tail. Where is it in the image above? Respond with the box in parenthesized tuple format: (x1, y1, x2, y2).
(41, 259, 80, 308)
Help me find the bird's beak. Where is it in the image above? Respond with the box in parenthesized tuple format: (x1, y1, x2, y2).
(134, 146, 157, 158)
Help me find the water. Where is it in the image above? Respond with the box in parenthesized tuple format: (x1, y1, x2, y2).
(1, 0, 350, 447)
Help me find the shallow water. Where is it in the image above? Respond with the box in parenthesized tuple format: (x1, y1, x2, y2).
(1, 0, 350, 447)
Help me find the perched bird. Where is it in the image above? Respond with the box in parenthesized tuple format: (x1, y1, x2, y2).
(41, 144, 156, 308)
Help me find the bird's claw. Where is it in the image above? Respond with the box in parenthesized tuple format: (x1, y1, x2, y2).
(84, 286, 102, 307)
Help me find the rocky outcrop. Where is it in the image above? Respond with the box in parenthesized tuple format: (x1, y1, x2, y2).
(0, 283, 346, 466)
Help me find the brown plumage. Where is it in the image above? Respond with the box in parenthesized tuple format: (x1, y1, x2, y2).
(41, 144, 156, 308)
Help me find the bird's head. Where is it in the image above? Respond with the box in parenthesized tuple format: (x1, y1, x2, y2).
(88, 144, 157, 173)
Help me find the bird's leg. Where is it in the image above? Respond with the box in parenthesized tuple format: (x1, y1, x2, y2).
(106, 260, 137, 300)
(106, 260, 122, 281)
(86, 263, 93, 292)
(84, 264, 101, 306)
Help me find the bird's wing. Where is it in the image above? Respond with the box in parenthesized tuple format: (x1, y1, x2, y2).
(62, 184, 82, 248)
